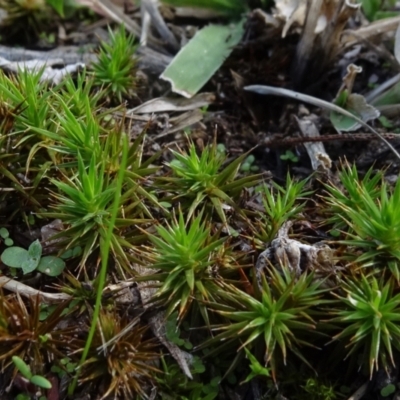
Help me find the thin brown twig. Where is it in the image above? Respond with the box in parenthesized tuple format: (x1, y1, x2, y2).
(263, 133, 400, 147)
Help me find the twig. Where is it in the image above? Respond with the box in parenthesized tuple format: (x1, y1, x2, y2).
(347, 381, 368, 400)
(0, 276, 71, 304)
(263, 132, 400, 147)
(245, 85, 400, 161)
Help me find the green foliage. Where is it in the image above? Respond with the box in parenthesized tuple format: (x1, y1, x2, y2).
(164, 139, 260, 223)
(240, 154, 259, 172)
(42, 150, 124, 268)
(144, 210, 227, 320)
(358, 0, 399, 20)
(0, 227, 13, 246)
(202, 266, 327, 378)
(255, 174, 311, 242)
(301, 377, 337, 400)
(51, 356, 77, 378)
(12, 356, 52, 389)
(381, 383, 396, 397)
(45, 0, 77, 17)
(155, 356, 219, 400)
(1, 239, 65, 276)
(165, 311, 193, 350)
(92, 25, 138, 102)
(324, 164, 382, 229)
(280, 150, 299, 163)
(242, 347, 270, 383)
(325, 164, 400, 280)
(329, 275, 400, 377)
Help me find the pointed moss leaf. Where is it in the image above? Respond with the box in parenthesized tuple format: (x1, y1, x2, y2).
(1, 247, 29, 268)
(30, 375, 52, 389)
(161, 19, 245, 98)
(21, 258, 39, 274)
(37, 256, 66, 276)
(330, 93, 380, 132)
(0, 227, 9, 239)
(28, 239, 42, 264)
(12, 356, 32, 379)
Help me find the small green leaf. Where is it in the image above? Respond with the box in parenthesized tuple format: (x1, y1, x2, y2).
(12, 356, 32, 380)
(1, 247, 29, 268)
(16, 394, 31, 400)
(30, 375, 52, 389)
(381, 384, 396, 397)
(72, 246, 82, 257)
(37, 256, 66, 276)
(28, 239, 42, 264)
(21, 258, 39, 274)
(184, 341, 193, 350)
(4, 238, 13, 246)
(240, 163, 250, 172)
(0, 227, 9, 239)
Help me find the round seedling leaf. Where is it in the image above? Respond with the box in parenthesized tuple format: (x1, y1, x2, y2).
(28, 239, 42, 263)
(72, 246, 82, 257)
(1, 247, 29, 268)
(37, 256, 65, 276)
(12, 356, 32, 379)
(30, 375, 52, 389)
(0, 227, 9, 239)
(4, 238, 13, 246)
(21, 258, 39, 274)
(381, 384, 396, 397)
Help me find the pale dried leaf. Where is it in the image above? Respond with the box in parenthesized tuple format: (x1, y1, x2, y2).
(129, 93, 215, 114)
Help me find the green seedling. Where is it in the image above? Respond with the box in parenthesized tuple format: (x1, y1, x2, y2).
(301, 378, 337, 400)
(51, 357, 77, 378)
(12, 356, 52, 389)
(164, 139, 260, 223)
(240, 154, 259, 172)
(92, 25, 138, 102)
(242, 348, 270, 383)
(254, 174, 311, 242)
(0, 227, 13, 246)
(325, 164, 400, 280)
(200, 266, 328, 380)
(165, 311, 193, 350)
(1, 239, 65, 276)
(329, 275, 400, 377)
(280, 150, 299, 163)
(155, 356, 219, 400)
(381, 384, 396, 397)
(142, 209, 227, 321)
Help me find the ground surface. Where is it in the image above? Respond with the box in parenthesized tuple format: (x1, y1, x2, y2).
(1, 1, 400, 400)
